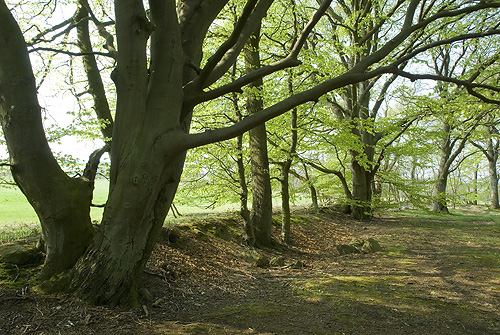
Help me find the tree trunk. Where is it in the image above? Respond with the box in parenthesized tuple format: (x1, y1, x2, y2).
(280, 77, 298, 244)
(473, 165, 478, 205)
(232, 83, 253, 245)
(246, 24, 273, 247)
(433, 142, 450, 213)
(237, 133, 254, 245)
(0, 2, 94, 279)
(488, 158, 500, 209)
(302, 164, 318, 209)
(70, 0, 190, 304)
(249, 124, 273, 247)
(71, 151, 184, 305)
(350, 157, 374, 220)
(433, 175, 450, 213)
(280, 167, 291, 243)
(433, 122, 453, 214)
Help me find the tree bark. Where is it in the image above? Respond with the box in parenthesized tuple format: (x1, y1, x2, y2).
(471, 124, 500, 209)
(302, 164, 319, 209)
(433, 175, 450, 213)
(0, 0, 94, 279)
(71, 152, 184, 305)
(245, 24, 273, 247)
(280, 76, 298, 244)
(488, 158, 499, 209)
(236, 132, 253, 245)
(75, 3, 114, 140)
(432, 121, 453, 213)
(350, 156, 375, 220)
(485, 126, 500, 209)
(70, 0, 191, 304)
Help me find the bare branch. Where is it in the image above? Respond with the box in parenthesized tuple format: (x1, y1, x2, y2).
(28, 47, 114, 58)
(389, 69, 500, 104)
(26, 17, 73, 46)
(305, 160, 353, 199)
(289, 0, 333, 59)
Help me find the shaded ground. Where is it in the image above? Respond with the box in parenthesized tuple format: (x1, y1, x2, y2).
(1, 208, 500, 334)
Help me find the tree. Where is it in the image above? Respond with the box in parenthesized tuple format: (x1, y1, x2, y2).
(245, 24, 274, 247)
(2, 0, 500, 305)
(427, 41, 497, 212)
(471, 114, 500, 209)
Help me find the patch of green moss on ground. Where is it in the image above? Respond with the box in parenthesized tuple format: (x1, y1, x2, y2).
(0, 263, 41, 289)
(290, 215, 310, 225)
(177, 216, 243, 242)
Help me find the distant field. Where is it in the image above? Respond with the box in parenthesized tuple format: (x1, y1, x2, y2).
(0, 180, 110, 240)
(0, 179, 243, 240)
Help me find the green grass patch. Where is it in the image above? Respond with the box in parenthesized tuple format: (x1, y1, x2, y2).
(0, 186, 38, 224)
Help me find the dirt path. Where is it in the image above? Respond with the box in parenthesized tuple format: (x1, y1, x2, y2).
(1, 210, 500, 334)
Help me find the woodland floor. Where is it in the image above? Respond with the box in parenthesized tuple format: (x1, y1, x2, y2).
(1, 207, 500, 335)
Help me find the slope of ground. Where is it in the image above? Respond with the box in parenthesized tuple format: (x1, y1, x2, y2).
(1, 208, 500, 334)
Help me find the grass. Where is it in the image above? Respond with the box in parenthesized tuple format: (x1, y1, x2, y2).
(0, 180, 244, 240)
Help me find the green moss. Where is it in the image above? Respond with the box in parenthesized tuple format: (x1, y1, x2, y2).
(35, 272, 71, 294)
(178, 216, 243, 242)
(290, 215, 310, 225)
(0, 263, 41, 289)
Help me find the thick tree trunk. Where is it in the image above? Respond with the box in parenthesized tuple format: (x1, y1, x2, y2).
(0, 2, 94, 279)
(350, 157, 374, 220)
(71, 152, 184, 305)
(433, 175, 450, 213)
(70, 0, 189, 304)
(249, 124, 273, 247)
(246, 24, 273, 247)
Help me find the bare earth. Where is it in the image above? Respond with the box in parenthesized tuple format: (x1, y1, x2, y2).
(1, 209, 500, 335)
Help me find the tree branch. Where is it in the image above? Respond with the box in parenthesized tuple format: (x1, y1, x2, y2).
(388, 69, 500, 104)
(305, 160, 353, 199)
(83, 144, 111, 183)
(28, 47, 114, 58)
(195, 0, 260, 88)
